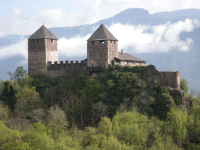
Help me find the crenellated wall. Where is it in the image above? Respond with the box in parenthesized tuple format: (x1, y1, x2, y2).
(47, 60, 87, 78)
(144, 65, 181, 90)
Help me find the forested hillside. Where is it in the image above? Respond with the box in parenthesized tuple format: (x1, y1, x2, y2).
(0, 64, 200, 149)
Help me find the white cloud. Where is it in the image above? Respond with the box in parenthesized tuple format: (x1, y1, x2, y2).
(39, 9, 98, 28)
(0, 8, 41, 38)
(0, 19, 199, 61)
(0, 39, 27, 60)
(12, 8, 20, 16)
(108, 19, 199, 53)
(58, 34, 91, 57)
(40, 9, 66, 23)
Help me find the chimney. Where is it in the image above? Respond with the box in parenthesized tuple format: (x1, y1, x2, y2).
(121, 49, 124, 54)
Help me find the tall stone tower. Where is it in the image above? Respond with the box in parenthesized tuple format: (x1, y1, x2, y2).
(87, 24, 118, 69)
(28, 25, 58, 76)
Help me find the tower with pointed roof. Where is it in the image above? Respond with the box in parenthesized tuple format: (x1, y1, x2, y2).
(87, 24, 118, 69)
(28, 25, 58, 76)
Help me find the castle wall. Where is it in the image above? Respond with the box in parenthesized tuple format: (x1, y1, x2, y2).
(160, 71, 181, 89)
(120, 60, 128, 66)
(47, 60, 87, 79)
(119, 61, 146, 66)
(144, 65, 181, 90)
(127, 61, 134, 66)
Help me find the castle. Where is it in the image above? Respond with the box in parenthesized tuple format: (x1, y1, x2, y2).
(28, 24, 181, 90)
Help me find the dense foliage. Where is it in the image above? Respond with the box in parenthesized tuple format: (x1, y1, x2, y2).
(0, 65, 200, 149)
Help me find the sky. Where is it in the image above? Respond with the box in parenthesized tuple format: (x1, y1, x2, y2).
(1, 0, 200, 37)
(1, 0, 200, 62)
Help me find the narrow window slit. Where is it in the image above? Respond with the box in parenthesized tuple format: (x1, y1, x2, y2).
(100, 40, 105, 43)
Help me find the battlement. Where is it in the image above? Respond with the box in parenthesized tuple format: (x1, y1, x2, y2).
(47, 60, 87, 78)
(47, 60, 86, 70)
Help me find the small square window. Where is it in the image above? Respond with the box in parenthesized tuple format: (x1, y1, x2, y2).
(100, 40, 105, 43)
(37, 39, 39, 42)
(114, 41, 116, 44)
(51, 39, 53, 42)
(92, 41, 95, 44)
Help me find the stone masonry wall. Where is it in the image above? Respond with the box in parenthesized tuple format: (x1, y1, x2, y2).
(144, 65, 181, 90)
(47, 60, 87, 79)
(87, 40, 118, 68)
(118, 61, 146, 66)
(28, 39, 58, 77)
(108, 40, 118, 65)
(160, 71, 181, 89)
(87, 40, 108, 68)
(28, 39, 46, 76)
(45, 39, 58, 63)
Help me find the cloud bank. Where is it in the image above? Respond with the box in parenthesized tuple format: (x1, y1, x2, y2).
(0, 39, 27, 61)
(0, 19, 199, 62)
(109, 19, 199, 54)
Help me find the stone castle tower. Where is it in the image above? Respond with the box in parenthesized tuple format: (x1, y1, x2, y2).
(28, 25, 58, 76)
(87, 24, 118, 69)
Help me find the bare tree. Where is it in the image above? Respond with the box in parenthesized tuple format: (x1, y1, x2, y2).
(76, 96, 86, 130)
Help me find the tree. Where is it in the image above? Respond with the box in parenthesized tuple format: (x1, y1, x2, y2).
(0, 101, 9, 121)
(23, 122, 55, 149)
(46, 105, 68, 141)
(8, 66, 28, 86)
(118, 72, 147, 98)
(0, 80, 19, 110)
(112, 109, 149, 148)
(0, 120, 25, 149)
(27, 108, 46, 123)
(78, 73, 87, 91)
(15, 86, 40, 115)
(65, 73, 77, 94)
(92, 102, 108, 126)
(181, 78, 189, 95)
(97, 116, 112, 138)
(0, 78, 4, 94)
(154, 89, 176, 120)
(76, 96, 86, 130)
(186, 99, 200, 147)
(167, 107, 188, 147)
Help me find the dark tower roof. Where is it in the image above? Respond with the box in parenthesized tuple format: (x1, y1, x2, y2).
(87, 24, 118, 41)
(28, 25, 57, 40)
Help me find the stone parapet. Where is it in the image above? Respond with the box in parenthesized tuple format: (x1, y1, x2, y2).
(47, 60, 87, 78)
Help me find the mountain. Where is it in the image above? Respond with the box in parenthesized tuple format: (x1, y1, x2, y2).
(1, 8, 200, 92)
